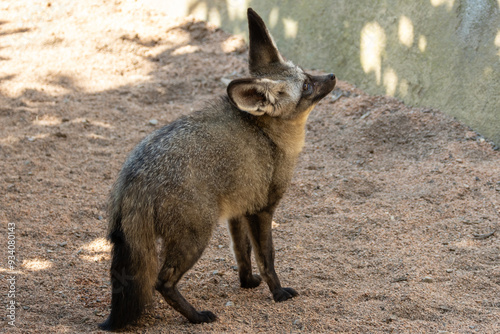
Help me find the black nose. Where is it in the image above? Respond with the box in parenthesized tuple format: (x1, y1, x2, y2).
(328, 73, 336, 81)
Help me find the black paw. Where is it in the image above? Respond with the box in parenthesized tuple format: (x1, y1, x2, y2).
(190, 310, 217, 324)
(241, 274, 262, 289)
(272, 287, 298, 302)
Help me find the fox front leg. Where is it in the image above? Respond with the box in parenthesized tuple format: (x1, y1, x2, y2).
(246, 210, 298, 302)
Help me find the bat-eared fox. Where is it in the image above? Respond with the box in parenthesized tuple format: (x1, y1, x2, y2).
(99, 7, 335, 331)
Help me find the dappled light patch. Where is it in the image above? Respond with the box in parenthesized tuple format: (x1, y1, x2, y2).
(82, 237, 111, 253)
(360, 22, 386, 85)
(171, 44, 201, 55)
(22, 259, 53, 271)
(78, 238, 111, 263)
(33, 115, 61, 127)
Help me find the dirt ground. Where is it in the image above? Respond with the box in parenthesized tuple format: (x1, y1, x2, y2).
(1, 1, 499, 333)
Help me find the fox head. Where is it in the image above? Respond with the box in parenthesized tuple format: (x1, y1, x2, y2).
(228, 8, 336, 121)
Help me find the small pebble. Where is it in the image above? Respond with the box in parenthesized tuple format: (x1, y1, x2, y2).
(383, 315, 397, 323)
(54, 132, 67, 138)
(59, 242, 67, 247)
(422, 276, 433, 283)
(293, 319, 303, 328)
(391, 276, 408, 283)
(446, 269, 453, 273)
(148, 119, 158, 126)
(225, 301, 234, 307)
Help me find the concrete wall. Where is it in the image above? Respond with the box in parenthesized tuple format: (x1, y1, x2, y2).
(144, 0, 500, 145)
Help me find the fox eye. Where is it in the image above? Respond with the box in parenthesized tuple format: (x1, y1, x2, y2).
(302, 82, 312, 93)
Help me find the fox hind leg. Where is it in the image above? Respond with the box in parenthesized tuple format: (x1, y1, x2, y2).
(155, 227, 216, 323)
(228, 217, 262, 289)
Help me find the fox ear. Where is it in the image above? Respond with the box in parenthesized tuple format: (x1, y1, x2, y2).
(227, 78, 281, 116)
(247, 8, 284, 72)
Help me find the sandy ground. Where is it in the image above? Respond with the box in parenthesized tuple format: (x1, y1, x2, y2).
(0, 1, 499, 333)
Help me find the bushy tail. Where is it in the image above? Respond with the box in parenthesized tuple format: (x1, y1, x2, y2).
(99, 208, 157, 331)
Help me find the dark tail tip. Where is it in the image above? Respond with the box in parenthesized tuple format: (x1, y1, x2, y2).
(98, 318, 114, 331)
(99, 228, 145, 331)
(98, 315, 130, 332)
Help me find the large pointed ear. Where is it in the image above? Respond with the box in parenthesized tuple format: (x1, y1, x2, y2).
(227, 78, 282, 116)
(247, 8, 284, 72)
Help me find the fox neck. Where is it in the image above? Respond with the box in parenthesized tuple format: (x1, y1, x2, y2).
(258, 104, 316, 157)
